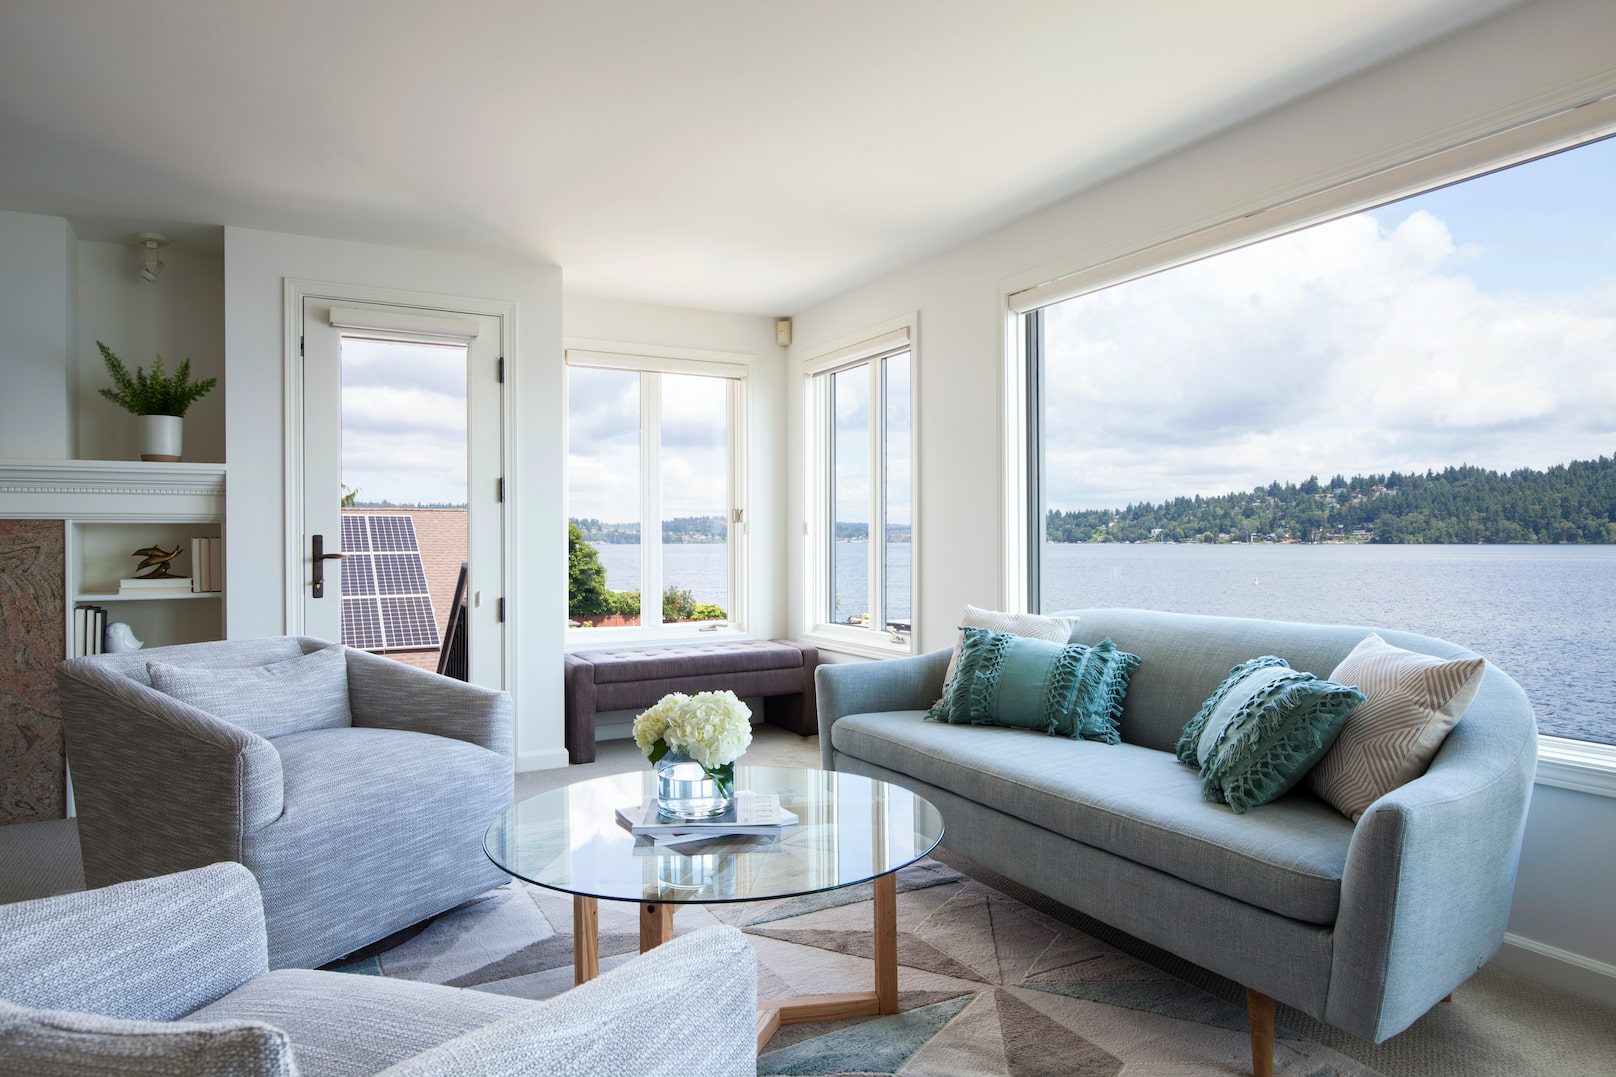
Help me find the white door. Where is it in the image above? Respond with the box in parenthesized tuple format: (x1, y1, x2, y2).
(300, 297, 505, 688)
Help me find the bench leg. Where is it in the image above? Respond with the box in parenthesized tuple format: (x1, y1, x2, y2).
(1246, 988, 1274, 1077)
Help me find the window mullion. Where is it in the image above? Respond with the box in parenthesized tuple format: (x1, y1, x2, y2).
(868, 358, 885, 637)
(642, 372, 663, 630)
(1025, 310, 1045, 614)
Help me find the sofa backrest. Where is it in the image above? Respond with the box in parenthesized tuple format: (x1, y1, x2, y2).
(1062, 608, 1494, 753)
(64, 636, 331, 687)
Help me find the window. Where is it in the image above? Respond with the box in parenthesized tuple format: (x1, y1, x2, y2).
(565, 347, 747, 639)
(805, 321, 915, 654)
(1013, 127, 1616, 753)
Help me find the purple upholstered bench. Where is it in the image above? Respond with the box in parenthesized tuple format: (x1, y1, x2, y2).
(563, 639, 819, 764)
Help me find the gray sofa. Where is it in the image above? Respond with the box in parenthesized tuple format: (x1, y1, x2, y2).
(55, 637, 512, 970)
(818, 608, 1536, 1073)
(0, 862, 758, 1076)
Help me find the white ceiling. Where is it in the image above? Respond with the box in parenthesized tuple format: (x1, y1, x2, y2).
(0, 1, 1517, 314)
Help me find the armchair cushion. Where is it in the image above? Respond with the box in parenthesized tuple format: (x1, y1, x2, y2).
(148, 644, 352, 739)
(189, 969, 528, 1077)
(0, 999, 294, 1077)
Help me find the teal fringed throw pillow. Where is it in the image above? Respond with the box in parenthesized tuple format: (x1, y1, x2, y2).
(1177, 656, 1365, 814)
(927, 627, 1141, 742)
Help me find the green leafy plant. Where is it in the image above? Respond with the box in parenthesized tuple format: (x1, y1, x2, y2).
(96, 341, 217, 417)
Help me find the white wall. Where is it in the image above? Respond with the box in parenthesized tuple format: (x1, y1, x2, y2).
(223, 226, 564, 770)
(0, 211, 75, 459)
(76, 240, 225, 463)
(563, 294, 787, 640)
(784, 0, 1616, 997)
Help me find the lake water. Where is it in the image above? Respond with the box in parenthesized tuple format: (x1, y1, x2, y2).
(592, 541, 1616, 745)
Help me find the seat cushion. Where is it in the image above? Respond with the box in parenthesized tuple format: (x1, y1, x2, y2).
(188, 969, 529, 1077)
(832, 710, 1353, 924)
(246, 728, 511, 969)
(0, 997, 294, 1077)
(582, 641, 802, 684)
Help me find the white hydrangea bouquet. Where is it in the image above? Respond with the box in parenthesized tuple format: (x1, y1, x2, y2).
(633, 690, 752, 811)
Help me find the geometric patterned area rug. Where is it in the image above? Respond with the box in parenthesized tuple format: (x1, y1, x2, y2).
(334, 859, 1383, 1076)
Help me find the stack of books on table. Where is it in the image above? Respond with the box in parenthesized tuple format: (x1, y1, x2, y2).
(118, 576, 192, 596)
(616, 792, 798, 852)
(73, 605, 108, 656)
(190, 536, 222, 592)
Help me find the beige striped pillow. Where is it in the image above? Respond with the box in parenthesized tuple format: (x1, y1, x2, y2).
(937, 605, 1079, 703)
(1309, 634, 1486, 821)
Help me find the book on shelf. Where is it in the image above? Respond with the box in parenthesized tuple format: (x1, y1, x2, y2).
(73, 605, 108, 657)
(190, 536, 223, 593)
(615, 793, 799, 839)
(631, 832, 785, 856)
(119, 576, 192, 594)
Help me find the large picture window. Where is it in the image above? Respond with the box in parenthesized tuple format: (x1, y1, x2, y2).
(1017, 133, 1616, 750)
(566, 347, 746, 639)
(804, 323, 915, 654)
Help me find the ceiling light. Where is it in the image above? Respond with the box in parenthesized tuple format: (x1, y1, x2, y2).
(133, 232, 170, 283)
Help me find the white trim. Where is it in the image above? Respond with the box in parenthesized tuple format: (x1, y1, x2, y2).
(329, 305, 481, 340)
(0, 459, 225, 521)
(1494, 932, 1616, 1007)
(516, 746, 572, 772)
(281, 279, 519, 703)
(801, 626, 915, 661)
(565, 624, 750, 652)
(799, 314, 916, 376)
(1535, 736, 1616, 797)
(564, 336, 757, 367)
(565, 347, 749, 380)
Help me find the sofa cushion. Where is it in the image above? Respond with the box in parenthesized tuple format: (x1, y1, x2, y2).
(928, 629, 1140, 742)
(188, 969, 529, 1077)
(832, 710, 1352, 924)
(581, 641, 803, 684)
(0, 997, 294, 1077)
(148, 644, 352, 739)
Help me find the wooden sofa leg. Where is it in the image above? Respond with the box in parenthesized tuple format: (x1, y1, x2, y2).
(1246, 989, 1274, 1077)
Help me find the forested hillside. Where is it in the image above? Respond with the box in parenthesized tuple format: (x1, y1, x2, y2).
(1045, 456, 1616, 544)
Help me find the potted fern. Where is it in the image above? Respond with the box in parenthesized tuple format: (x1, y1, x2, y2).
(96, 341, 217, 461)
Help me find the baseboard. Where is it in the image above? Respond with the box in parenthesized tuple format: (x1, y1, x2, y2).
(515, 747, 571, 773)
(1492, 932, 1616, 1006)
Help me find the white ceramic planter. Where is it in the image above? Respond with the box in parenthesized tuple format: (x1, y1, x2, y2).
(139, 414, 183, 461)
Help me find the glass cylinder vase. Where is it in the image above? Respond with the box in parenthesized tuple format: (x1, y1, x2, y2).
(655, 749, 736, 820)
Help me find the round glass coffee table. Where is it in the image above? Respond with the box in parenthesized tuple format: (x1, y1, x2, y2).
(485, 764, 944, 1052)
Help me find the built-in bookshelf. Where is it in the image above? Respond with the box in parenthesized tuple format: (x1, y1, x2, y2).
(69, 519, 225, 653)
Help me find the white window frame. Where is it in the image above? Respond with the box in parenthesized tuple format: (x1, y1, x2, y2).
(1000, 95, 1616, 788)
(564, 340, 751, 649)
(801, 315, 919, 659)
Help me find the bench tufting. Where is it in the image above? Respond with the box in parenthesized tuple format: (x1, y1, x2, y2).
(563, 639, 819, 763)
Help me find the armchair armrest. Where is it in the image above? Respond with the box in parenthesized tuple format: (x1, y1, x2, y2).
(55, 659, 284, 888)
(816, 647, 952, 769)
(1325, 669, 1537, 1042)
(0, 862, 269, 1021)
(345, 647, 513, 759)
(380, 926, 757, 1077)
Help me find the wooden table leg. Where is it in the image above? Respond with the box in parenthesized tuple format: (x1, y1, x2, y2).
(572, 895, 599, 985)
(640, 901, 674, 952)
(1246, 988, 1275, 1077)
(874, 873, 898, 1015)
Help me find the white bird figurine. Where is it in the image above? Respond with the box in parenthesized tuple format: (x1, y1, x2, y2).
(103, 622, 144, 653)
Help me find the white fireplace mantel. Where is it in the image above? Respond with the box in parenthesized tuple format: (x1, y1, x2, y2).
(0, 459, 226, 522)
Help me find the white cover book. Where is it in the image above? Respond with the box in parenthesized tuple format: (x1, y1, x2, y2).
(212, 537, 222, 592)
(119, 577, 192, 592)
(191, 538, 202, 593)
(73, 607, 87, 657)
(615, 793, 799, 838)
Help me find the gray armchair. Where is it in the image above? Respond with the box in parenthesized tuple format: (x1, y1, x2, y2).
(0, 862, 759, 1076)
(55, 637, 513, 970)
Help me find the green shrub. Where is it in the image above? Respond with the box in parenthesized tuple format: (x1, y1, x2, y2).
(96, 342, 216, 417)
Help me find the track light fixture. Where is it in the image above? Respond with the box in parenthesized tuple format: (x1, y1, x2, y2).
(132, 232, 169, 283)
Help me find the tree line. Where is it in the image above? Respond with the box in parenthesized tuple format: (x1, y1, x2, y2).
(1045, 455, 1616, 544)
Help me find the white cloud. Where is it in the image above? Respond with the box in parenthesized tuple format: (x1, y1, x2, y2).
(1042, 206, 1616, 510)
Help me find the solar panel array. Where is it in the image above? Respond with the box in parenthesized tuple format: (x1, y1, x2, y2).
(340, 515, 441, 651)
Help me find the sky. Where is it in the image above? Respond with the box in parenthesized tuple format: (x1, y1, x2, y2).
(1041, 134, 1616, 512)
(340, 338, 467, 505)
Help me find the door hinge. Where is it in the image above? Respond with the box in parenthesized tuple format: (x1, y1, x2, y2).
(732, 507, 744, 524)
(496, 477, 504, 502)
(497, 597, 505, 622)
(299, 335, 305, 357)
(496, 357, 504, 383)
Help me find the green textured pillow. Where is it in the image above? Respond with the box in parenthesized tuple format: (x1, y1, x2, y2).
(927, 627, 1141, 742)
(1177, 656, 1365, 814)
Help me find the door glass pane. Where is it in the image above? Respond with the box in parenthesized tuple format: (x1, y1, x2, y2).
(660, 374, 730, 623)
(830, 365, 870, 626)
(883, 352, 912, 637)
(339, 337, 466, 671)
(567, 367, 642, 628)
